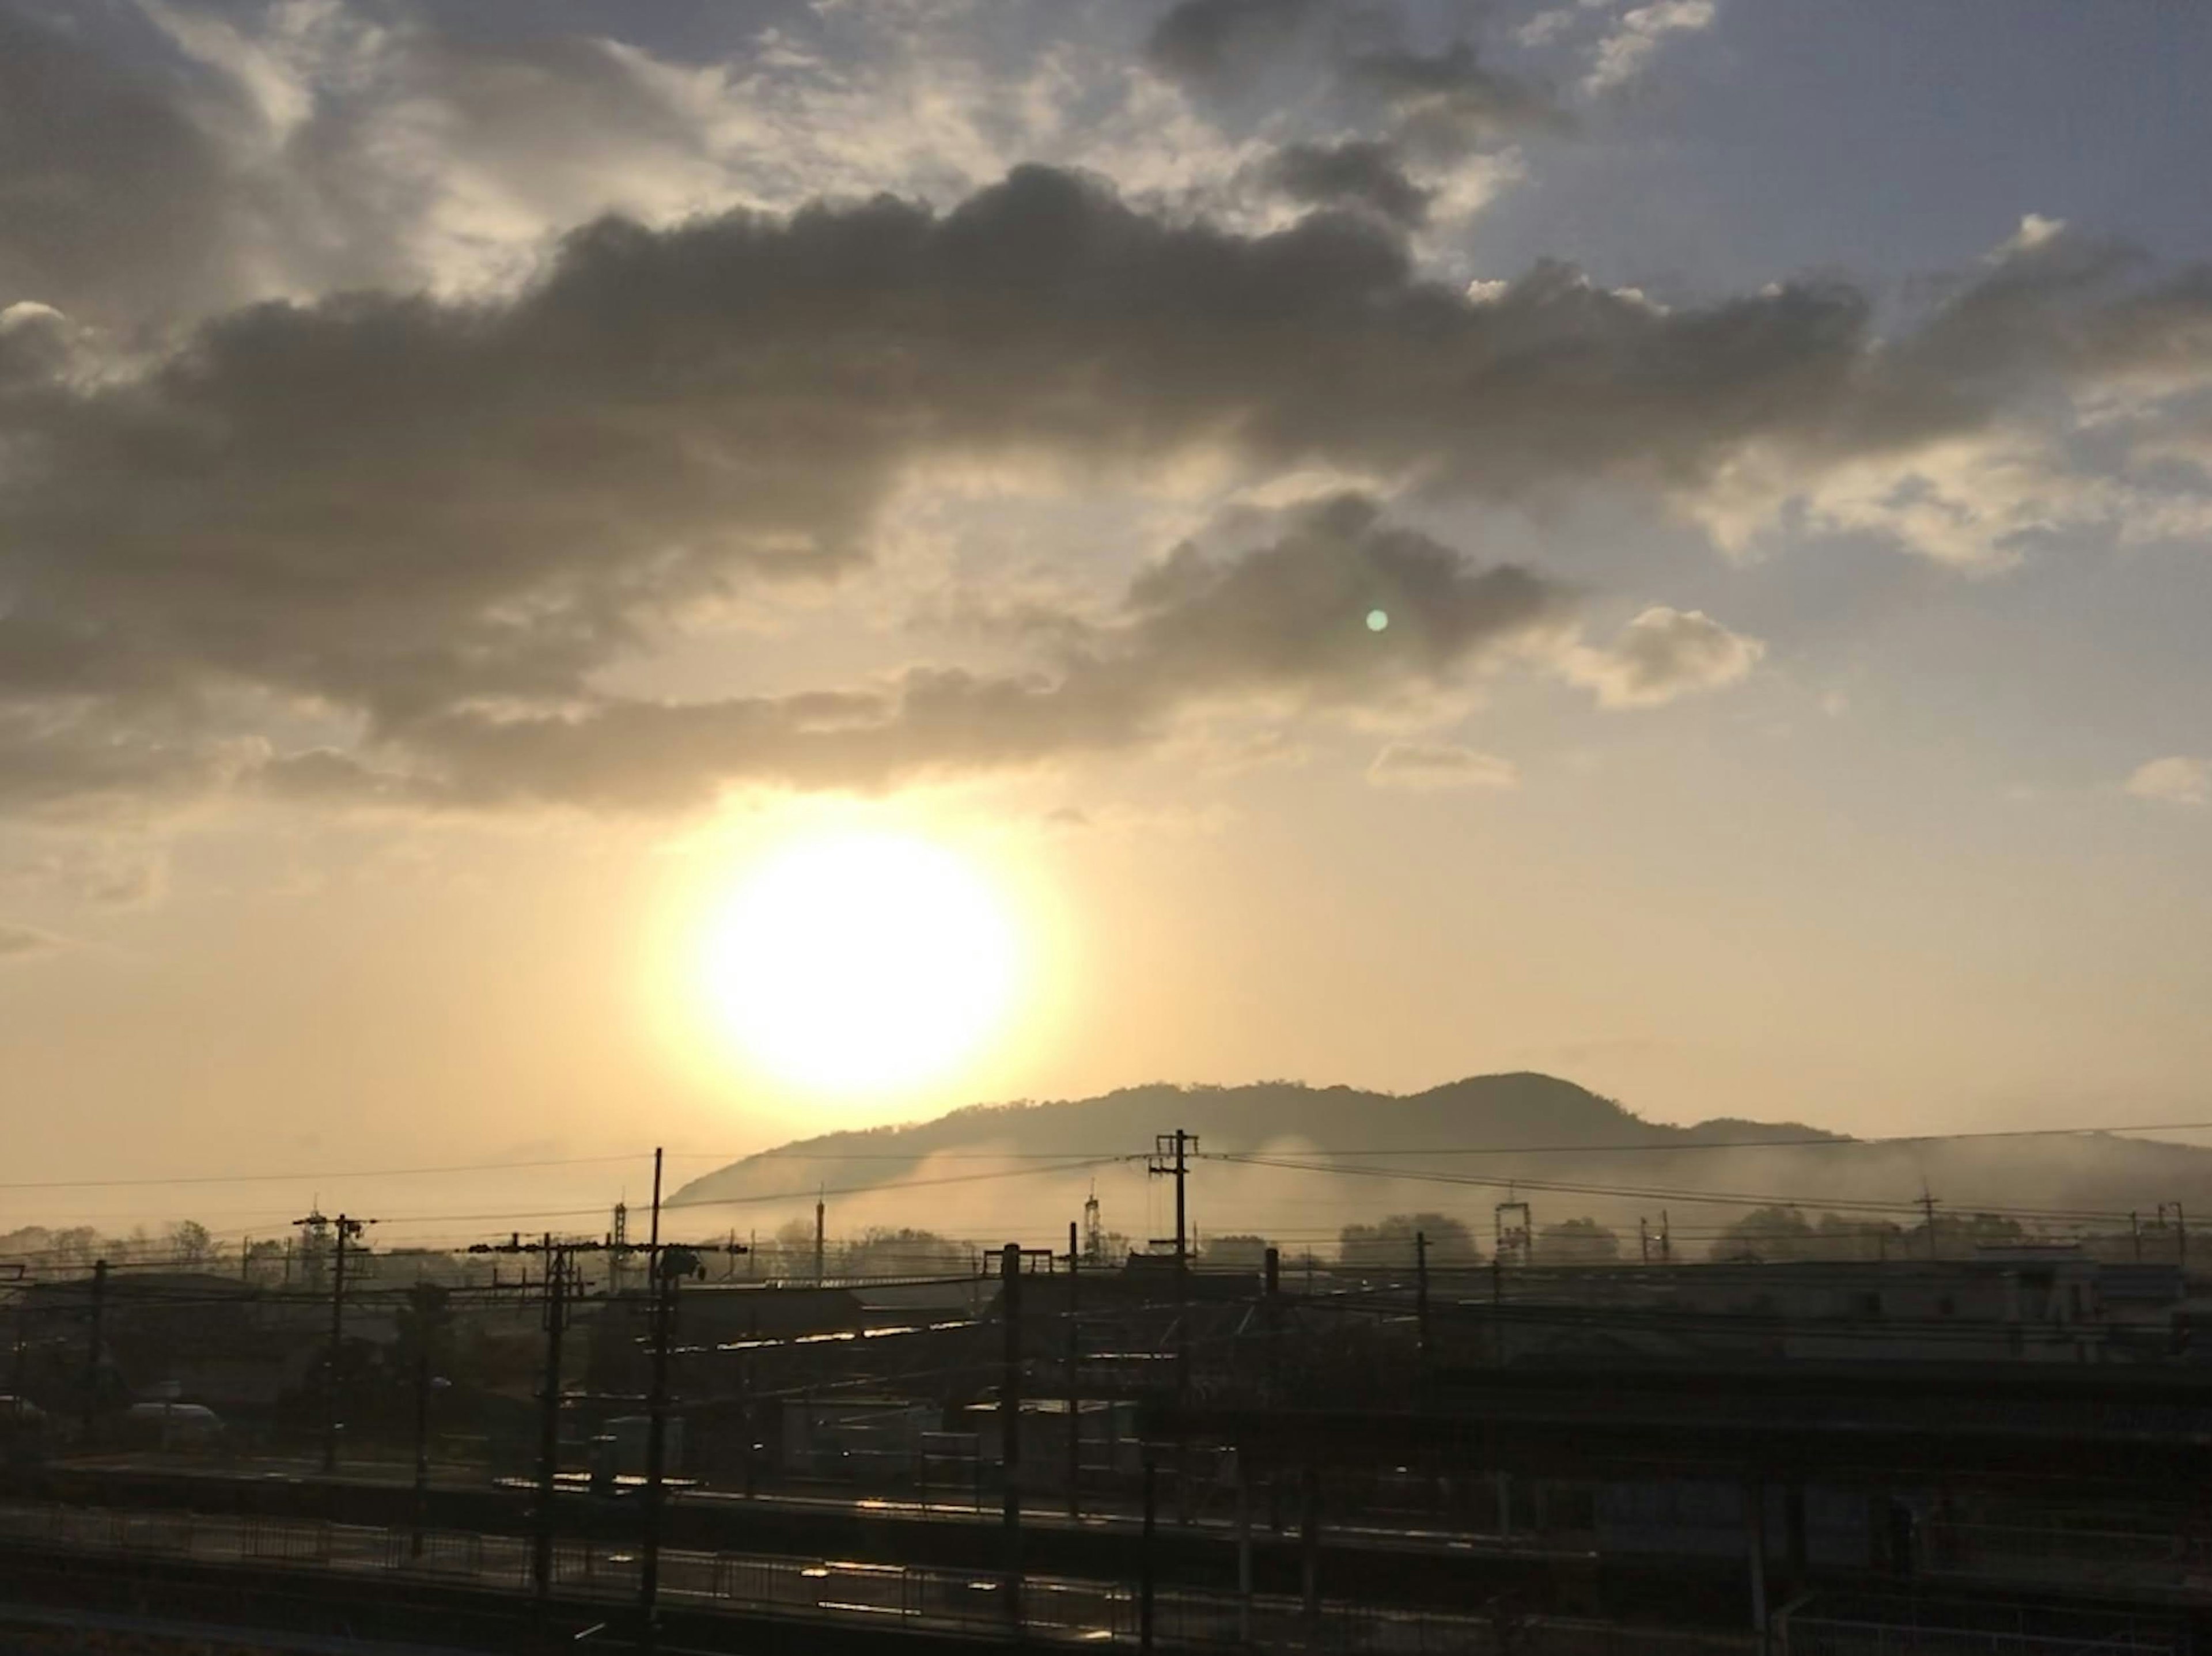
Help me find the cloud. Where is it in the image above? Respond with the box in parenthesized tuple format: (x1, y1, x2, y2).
(1584, 1, 1718, 96)
(1262, 139, 1432, 227)
(0, 162, 1848, 816)
(2, 839, 168, 910)
(0, 6, 251, 329)
(1143, 0, 1327, 92)
(1563, 607, 1764, 708)
(2125, 756, 2210, 808)
(2, 160, 2208, 817)
(1685, 218, 2212, 567)
(1145, 1, 1565, 163)
(1366, 741, 1520, 790)
(1349, 41, 1570, 151)
(0, 923, 61, 959)
(367, 494, 1578, 809)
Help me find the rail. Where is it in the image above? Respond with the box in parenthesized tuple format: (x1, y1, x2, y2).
(0, 1499, 1752, 1654)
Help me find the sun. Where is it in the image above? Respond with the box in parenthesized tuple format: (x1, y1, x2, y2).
(696, 829, 1024, 1095)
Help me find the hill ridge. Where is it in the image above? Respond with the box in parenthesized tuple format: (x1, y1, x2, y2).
(668, 1071, 1844, 1207)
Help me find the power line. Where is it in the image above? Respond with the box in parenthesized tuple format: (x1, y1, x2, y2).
(666, 1155, 1135, 1209)
(0, 1152, 650, 1194)
(1209, 1151, 2148, 1223)
(1199, 1119, 2212, 1159)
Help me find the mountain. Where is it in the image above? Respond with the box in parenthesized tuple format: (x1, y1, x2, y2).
(669, 1074, 1718, 1203)
(669, 1073, 2212, 1254)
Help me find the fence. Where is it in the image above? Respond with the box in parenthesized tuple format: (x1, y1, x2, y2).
(1777, 1597, 2186, 1656)
(0, 1499, 1756, 1654)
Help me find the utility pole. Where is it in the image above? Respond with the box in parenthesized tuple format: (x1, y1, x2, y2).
(1920, 1186, 1940, 1261)
(459, 1178, 741, 1653)
(1639, 1217, 1650, 1265)
(403, 1279, 450, 1562)
(622, 1230, 743, 1641)
(1661, 1210, 1671, 1264)
(1263, 1247, 1282, 1405)
(1148, 1131, 1195, 1396)
(813, 1189, 825, 1287)
(532, 1237, 567, 1608)
(639, 1146, 672, 1656)
(1149, 1130, 1195, 1529)
(1415, 1230, 1431, 1367)
(1139, 1455, 1157, 1654)
(1001, 1242, 1024, 1623)
(2162, 1202, 2189, 1268)
(79, 1259, 107, 1446)
(307, 1213, 371, 1474)
(1066, 1221, 1081, 1520)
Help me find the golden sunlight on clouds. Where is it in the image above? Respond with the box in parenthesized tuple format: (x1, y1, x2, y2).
(689, 826, 1029, 1102)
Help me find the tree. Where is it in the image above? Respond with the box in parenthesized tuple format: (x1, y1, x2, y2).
(1709, 1206, 1817, 1262)
(167, 1220, 214, 1266)
(1908, 1211, 2030, 1260)
(393, 1282, 455, 1377)
(1815, 1213, 1902, 1260)
(838, 1227, 968, 1277)
(1338, 1213, 1480, 1270)
(1537, 1218, 1622, 1265)
(46, 1227, 98, 1268)
(1200, 1234, 1271, 1270)
(766, 1217, 818, 1279)
(243, 1237, 287, 1284)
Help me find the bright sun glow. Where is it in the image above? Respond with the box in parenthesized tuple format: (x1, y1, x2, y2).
(697, 831, 1023, 1095)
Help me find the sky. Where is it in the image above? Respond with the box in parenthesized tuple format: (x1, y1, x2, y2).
(2, 0, 2210, 1246)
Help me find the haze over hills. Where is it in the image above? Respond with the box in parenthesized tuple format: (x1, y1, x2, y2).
(668, 1074, 2212, 1253)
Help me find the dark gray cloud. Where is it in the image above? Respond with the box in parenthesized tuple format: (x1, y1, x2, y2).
(1142, 0, 1326, 92)
(1349, 41, 1571, 150)
(312, 494, 1577, 809)
(0, 165, 1852, 795)
(0, 5, 243, 329)
(1, 166, 2205, 816)
(1145, 0, 1567, 156)
(1263, 139, 1432, 227)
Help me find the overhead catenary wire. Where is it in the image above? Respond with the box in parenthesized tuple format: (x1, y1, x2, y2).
(1206, 1151, 2155, 1225)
